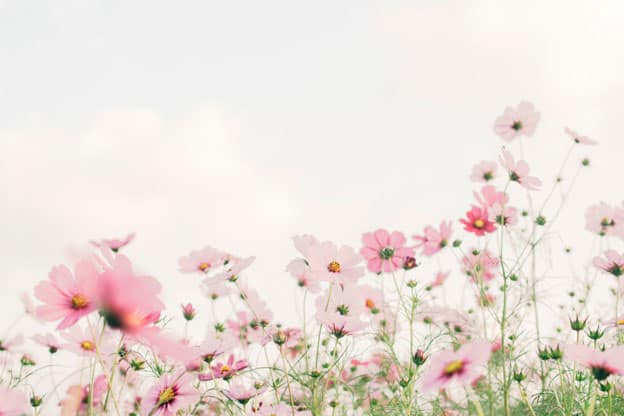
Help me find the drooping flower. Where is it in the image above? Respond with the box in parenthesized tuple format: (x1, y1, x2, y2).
(306, 242, 364, 284)
(181, 303, 196, 321)
(178, 246, 226, 274)
(142, 373, 200, 416)
(90, 232, 135, 252)
(460, 206, 496, 236)
(564, 127, 598, 145)
(470, 161, 498, 183)
(563, 344, 624, 381)
(493, 101, 540, 141)
(34, 261, 98, 330)
(0, 385, 32, 416)
(421, 341, 492, 393)
(585, 202, 624, 237)
(499, 150, 542, 190)
(198, 354, 249, 381)
(413, 221, 452, 256)
(360, 229, 415, 273)
(462, 249, 499, 282)
(593, 250, 624, 277)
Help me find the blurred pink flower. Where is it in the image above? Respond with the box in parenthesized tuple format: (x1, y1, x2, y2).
(178, 246, 226, 274)
(90, 232, 135, 252)
(34, 261, 98, 330)
(499, 150, 542, 190)
(473, 185, 508, 208)
(462, 249, 499, 282)
(565, 127, 597, 145)
(493, 101, 540, 141)
(593, 250, 624, 277)
(585, 202, 624, 237)
(315, 286, 366, 338)
(421, 340, 492, 393)
(470, 161, 498, 183)
(213, 256, 255, 282)
(413, 221, 452, 256)
(0, 385, 29, 416)
(60, 325, 114, 358)
(32, 332, 60, 354)
(564, 344, 624, 380)
(460, 206, 496, 236)
(360, 229, 414, 273)
(226, 381, 266, 404)
(429, 271, 450, 289)
(142, 373, 199, 416)
(489, 202, 518, 227)
(286, 258, 320, 293)
(307, 242, 364, 284)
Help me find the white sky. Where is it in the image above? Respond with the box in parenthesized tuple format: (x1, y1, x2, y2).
(1, 1, 624, 334)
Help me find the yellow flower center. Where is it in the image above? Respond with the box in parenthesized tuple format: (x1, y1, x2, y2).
(444, 359, 464, 375)
(365, 299, 376, 309)
(327, 261, 341, 273)
(220, 364, 231, 374)
(80, 340, 94, 351)
(198, 262, 210, 272)
(158, 387, 176, 405)
(474, 219, 485, 229)
(617, 319, 624, 326)
(71, 294, 89, 310)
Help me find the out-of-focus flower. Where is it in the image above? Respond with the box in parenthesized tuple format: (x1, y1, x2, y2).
(499, 150, 542, 190)
(286, 258, 321, 293)
(315, 286, 366, 338)
(593, 250, 624, 277)
(493, 101, 540, 141)
(226, 381, 266, 404)
(462, 249, 499, 282)
(142, 373, 200, 416)
(213, 256, 255, 282)
(199, 354, 249, 381)
(413, 221, 452, 256)
(563, 344, 624, 381)
(0, 385, 31, 416)
(90, 233, 135, 252)
(564, 127, 597, 145)
(585, 202, 624, 237)
(178, 246, 226, 274)
(360, 229, 414, 273)
(32, 332, 60, 354)
(470, 161, 498, 183)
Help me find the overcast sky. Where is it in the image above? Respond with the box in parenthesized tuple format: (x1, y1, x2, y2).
(1, 1, 623, 330)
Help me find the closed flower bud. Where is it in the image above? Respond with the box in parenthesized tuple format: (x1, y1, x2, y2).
(412, 349, 427, 366)
(569, 315, 587, 332)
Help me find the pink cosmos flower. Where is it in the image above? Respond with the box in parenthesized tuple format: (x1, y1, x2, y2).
(413, 221, 452, 256)
(286, 258, 321, 293)
(564, 127, 597, 145)
(32, 332, 60, 354)
(489, 203, 518, 227)
(473, 185, 508, 208)
(60, 375, 108, 416)
(585, 202, 624, 237)
(178, 245, 226, 274)
(306, 242, 364, 284)
(201, 278, 233, 300)
(213, 256, 255, 282)
(181, 303, 196, 321)
(251, 403, 312, 416)
(462, 249, 499, 282)
(142, 373, 200, 416)
(360, 229, 415, 273)
(226, 381, 267, 404)
(292, 234, 320, 258)
(193, 327, 236, 364)
(563, 344, 624, 381)
(493, 101, 540, 141)
(499, 150, 542, 190)
(429, 271, 450, 289)
(315, 287, 367, 338)
(593, 250, 624, 277)
(90, 232, 135, 252)
(357, 285, 384, 315)
(460, 206, 496, 236)
(421, 340, 492, 393)
(237, 282, 273, 325)
(60, 325, 113, 358)
(470, 161, 498, 183)
(0, 385, 29, 416)
(198, 354, 249, 381)
(34, 261, 98, 330)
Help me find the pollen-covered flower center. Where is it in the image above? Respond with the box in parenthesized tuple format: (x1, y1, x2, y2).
(336, 304, 350, 315)
(365, 298, 375, 309)
(158, 386, 176, 405)
(474, 219, 485, 229)
(511, 121, 523, 131)
(220, 364, 231, 374)
(80, 340, 95, 351)
(444, 359, 464, 375)
(198, 262, 211, 272)
(71, 294, 89, 310)
(327, 261, 341, 273)
(379, 247, 395, 260)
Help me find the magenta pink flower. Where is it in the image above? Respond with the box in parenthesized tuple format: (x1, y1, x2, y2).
(564, 344, 624, 381)
(565, 127, 597, 145)
(413, 221, 452, 256)
(90, 232, 135, 252)
(0, 385, 31, 416)
(421, 340, 492, 393)
(178, 245, 226, 274)
(585, 202, 624, 237)
(470, 161, 497, 183)
(462, 249, 499, 282)
(34, 260, 98, 330)
(593, 250, 624, 277)
(499, 150, 542, 190)
(493, 101, 540, 141)
(306, 242, 364, 284)
(198, 354, 249, 381)
(460, 206, 496, 236)
(142, 373, 200, 416)
(360, 229, 414, 273)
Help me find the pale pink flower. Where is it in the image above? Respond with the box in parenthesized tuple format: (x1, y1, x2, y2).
(34, 261, 99, 330)
(473, 185, 508, 208)
(213, 256, 255, 282)
(462, 249, 499, 282)
(593, 250, 624, 277)
(32, 332, 60, 354)
(563, 344, 624, 380)
(238, 282, 273, 325)
(357, 285, 384, 315)
(460, 206, 496, 236)
(286, 258, 320, 293)
(360, 229, 414, 273)
(292, 234, 320, 258)
(307, 242, 364, 284)
(421, 341, 492, 393)
(60, 325, 113, 358)
(90, 232, 135, 252)
(489, 202, 518, 227)
(413, 221, 452, 256)
(585, 202, 624, 237)
(429, 271, 450, 289)
(493, 101, 540, 141)
(60, 375, 108, 415)
(142, 373, 200, 416)
(201, 278, 233, 299)
(315, 287, 366, 338)
(565, 127, 597, 145)
(499, 150, 542, 190)
(250, 403, 312, 416)
(470, 161, 498, 183)
(194, 327, 236, 364)
(199, 354, 249, 381)
(178, 246, 226, 274)
(226, 381, 266, 404)
(0, 385, 31, 416)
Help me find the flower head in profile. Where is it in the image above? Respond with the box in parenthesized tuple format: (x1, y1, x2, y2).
(565, 127, 597, 145)
(32, 333, 60, 354)
(462, 249, 499, 282)
(34, 260, 98, 330)
(421, 341, 492, 393)
(460, 206, 496, 236)
(413, 221, 452, 256)
(489, 202, 518, 227)
(593, 250, 624, 277)
(499, 150, 542, 190)
(0, 385, 29, 416)
(198, 354, 249, 381)
(428, 271, 450, 289)
(360, 229, 414, 273)
(307, 242, 364, 284)
(563, 344, 624, 381)
(178, 246, 226, 274)
(493, 101, 540, 141)
(470, 161, 498, 183)
(226, 381, 266, 405)
(90, 232, 135, 252)
(142, 373, 199, 416)
(585, 202, 624, 237)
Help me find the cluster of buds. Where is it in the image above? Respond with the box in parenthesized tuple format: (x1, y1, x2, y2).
(538, 345, 563, 361)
